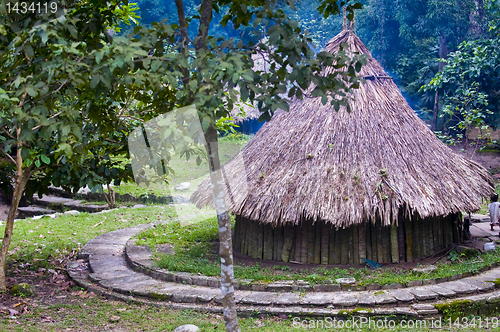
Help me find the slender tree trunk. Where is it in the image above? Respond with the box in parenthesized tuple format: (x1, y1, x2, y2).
(0, 128, 31, 291)
(433, 35, 449, 131)
(205, 125, 239, 331)
(175, 0, 238, 329)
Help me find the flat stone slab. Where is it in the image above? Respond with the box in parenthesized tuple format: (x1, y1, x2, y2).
(240, 292, 275, 305)
(408, 287, 438, 300)
(127, 245, 153, 260)
(273, 293, 301, 305)
(300, 293, 332, 306)
(357, 292, 376, 305)
(331, 293, 358, 307)
(17, 206, 56, 218)
(156, 243, 175, 255)
(461, 278, 495, 291)
(441, 281, 478, 294)
(427, 285, 456, 297)
(387, 289, 415, 302)
(373, 291, 397, 304)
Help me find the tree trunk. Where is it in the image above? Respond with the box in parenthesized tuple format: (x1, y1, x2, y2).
(433, 34, 449, 131)
(204, 125, 239, 331)
(0, 128, 31, 291)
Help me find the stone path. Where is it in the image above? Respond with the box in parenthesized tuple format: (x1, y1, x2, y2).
(67, 223, 500, 319)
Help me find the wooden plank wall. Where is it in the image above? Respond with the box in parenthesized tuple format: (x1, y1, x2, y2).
(233, 213, 461, 264)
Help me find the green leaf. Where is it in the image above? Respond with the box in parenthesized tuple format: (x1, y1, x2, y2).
(90, 75, 100, 89)
(26, 87, 37, 97)
(196, 155, 202, 166)
(35, 159, 41, 168)
(40, 155, 50, 164)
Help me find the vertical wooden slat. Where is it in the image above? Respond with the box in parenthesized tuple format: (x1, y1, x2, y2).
(358, 223, 367, 264)
(314, 222, 321, 264)
(390, 223, 399, 263)
(382, 225, 390, 263)
(247, 220, 255, 258)
(321, 222, 330, 265)
(376, 221, 384, 263)
(307, 222, 315, 264)
(257, 222, 264, 259)
(413, 215, 421, 259)
(263, 224, 273, 260)
(294, 223, 302, 262)
(444, 215, 452, 246)
(371, 221, 378, 262)
(405, 217, 413, 263)
(301, 222, 309, 264)
(329, 227, 336, 264)
(242, 218, 248, 255)
(423, 217, 430, 257)
(275, 226, 284, 261)
(341, 228, 349, 265)
(397, 220, 405, 263)
(281, 226, 293, 263)
(235, 216, 242, 253)
(334, 228, 341, 264)
(429, 218, 436, 255)
(347, 226, 354, 265)
(244, 219, 254, 256)
(366, 221, 372, 261)
(233, 216, 239, 251)
(437, 216, 443, 250)
(352, 225, 359, 265)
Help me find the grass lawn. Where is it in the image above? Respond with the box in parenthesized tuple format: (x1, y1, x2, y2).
(1, 204, 468, 331)
(135, 212, 500, 286)
(109, 134, 252, 199)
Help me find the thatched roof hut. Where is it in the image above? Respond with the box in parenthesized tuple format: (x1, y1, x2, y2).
(192, 29, 495, 264)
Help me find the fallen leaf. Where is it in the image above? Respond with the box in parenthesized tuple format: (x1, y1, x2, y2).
(8, 309, 19, 316)
(13, 303, 25, 308)
(116, 308, 127, 312)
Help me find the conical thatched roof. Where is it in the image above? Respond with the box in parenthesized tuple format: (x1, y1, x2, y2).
(192, 30, 495, 229)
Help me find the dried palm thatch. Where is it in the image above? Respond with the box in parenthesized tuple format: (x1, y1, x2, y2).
(192, 30, 495, 230)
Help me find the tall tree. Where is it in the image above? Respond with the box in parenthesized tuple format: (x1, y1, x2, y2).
(0, 0, 137, 291)
(165, 1, 365, 330)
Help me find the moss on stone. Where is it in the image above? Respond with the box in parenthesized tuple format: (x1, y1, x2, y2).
(148, 292, 171, 300)
(9, 283, 34, 297)
(339, 308, 373, 317)
(435, 299, 475, 320)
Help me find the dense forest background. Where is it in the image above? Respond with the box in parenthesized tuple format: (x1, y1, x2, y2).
(123, 0, 500, 133)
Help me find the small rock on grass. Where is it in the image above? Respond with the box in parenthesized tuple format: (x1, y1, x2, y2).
(336, 277, 356, 285)
(9, 283, 35, 297)
(412, 265, 438, 273)
(173, 324, 200, 332)
(109, 315, 121, 323)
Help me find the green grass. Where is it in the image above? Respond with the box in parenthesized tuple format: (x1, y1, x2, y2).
(0, 205, 173, 272)
(108, 134, 253, 199)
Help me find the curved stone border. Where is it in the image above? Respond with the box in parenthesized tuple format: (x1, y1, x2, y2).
(124, 239, 500, 293)
(67, 223, 500, 319)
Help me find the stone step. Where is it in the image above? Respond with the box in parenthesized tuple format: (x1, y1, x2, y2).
(16, 206, 56, 219)
(32, 195, 109, 213)
(67, 223, 500, 319)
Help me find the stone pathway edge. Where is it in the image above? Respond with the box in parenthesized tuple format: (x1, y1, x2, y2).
(66, 223, 500, 319)
(125, 239, 499, 293)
